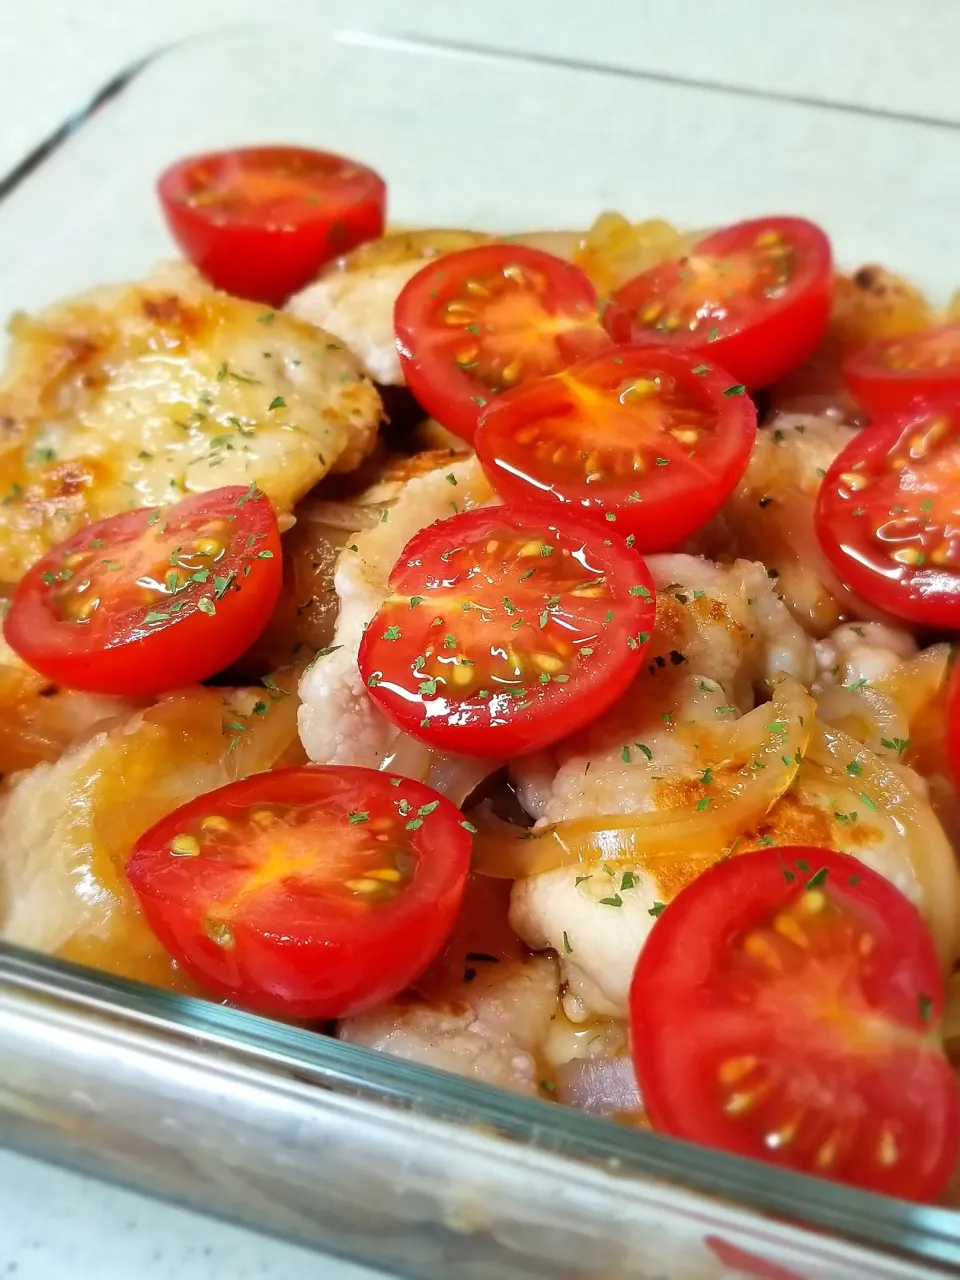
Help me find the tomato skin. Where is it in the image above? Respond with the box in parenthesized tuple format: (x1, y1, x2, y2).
(474, 346, 757, 551)
(394, 243, 611, 441)
(126, 766, 471, 1019)
(630, 847, 960, 1202)
(605, 217, 833, 390)
(814, 397, 960, 627)
(843, 322, 960, 419)
(358, 504, 655, 758)
(158, 147, 386, 306)
(3, 486, 282, 696)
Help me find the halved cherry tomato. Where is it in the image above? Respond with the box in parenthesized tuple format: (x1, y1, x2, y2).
(474, 347, 756, 551)
(158, 146, 386, 305)
(843, 322, 960, 419)
(630, 847, 960, 1202)
(605, 217, 833, 390)
(814, 397, 960, 627)
(3, 486, 281, 695)
(394, 244, 611, 441)
(126, 766, 471, 1018)
(358, 505, 655, 757)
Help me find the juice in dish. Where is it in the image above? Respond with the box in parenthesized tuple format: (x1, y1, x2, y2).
(2, 142, 960, 1206)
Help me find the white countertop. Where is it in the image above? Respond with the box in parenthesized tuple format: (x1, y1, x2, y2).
(2, 2, 959, 1277)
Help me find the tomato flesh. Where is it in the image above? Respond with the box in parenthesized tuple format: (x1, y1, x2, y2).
(630, 847, 959, 1201)
(158, 146, 386, 306)
(358, 505, 655, 757)
(814, 397, 960, 627)
(126, 766, 472, 1018)
(394, 243, 611, 441)
(474, 346, 757, 551)
(843, 322, 960, 419)
(605, 217, 833, 390)
(3, 485, 282, 695)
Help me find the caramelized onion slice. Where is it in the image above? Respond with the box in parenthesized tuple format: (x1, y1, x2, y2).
(873, 643, 950, 723)
(816, 683, 910, 758)
(805, 719, 960, 968)
(474, 678, 814, 894)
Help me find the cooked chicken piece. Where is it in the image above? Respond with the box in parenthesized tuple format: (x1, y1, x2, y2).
(815, 621, 918, 690)
(508, 551, 948, 1020)
(0, 262, 381, 582)
(288, 229, 492, 386)
(0, 679, 301, 990)
(297, 454, 497, 801)
(511, 866, 663, 1020)
(0, 633, 137, 775)
(508, 554, 815, 1020)
(341, 878, 559, 1096)
(511, 742, 953, 1022)
(340, 953, 559, 1096)
(511, 553, 815, 825)
(830, 264, 936, 352)
(288, 260, 423, 385)
(705, 414, 863, 636)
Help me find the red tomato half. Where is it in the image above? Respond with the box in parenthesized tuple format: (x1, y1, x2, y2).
(3, 486, 281, 695)
(158, 146, 386, 305)
(814, 397, 960, 627)
(630, 847, 960, 1202)
(127, 766, 471, 1018)
(394, 244, 611, 441)
(606, 217, 833, 390)
(358, 505, 655, 757)
(843, 322, 960, 419)
(474, 347, 757, 551)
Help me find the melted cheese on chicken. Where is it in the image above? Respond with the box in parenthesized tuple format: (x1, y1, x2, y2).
(0, 262, 382, 582)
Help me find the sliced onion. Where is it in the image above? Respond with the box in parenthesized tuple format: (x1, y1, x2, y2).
(555, 1056, 642, 1116)
(873, 644, 950, 722)
(805, 719, 960, 968)
(296, 500, 382, 531)
(816, 683, 909, 758)
(818, 646, 950, 759)
(380, 732, 496, 807)
(571, 212, 705, 296)
(474, 678, 815, 892)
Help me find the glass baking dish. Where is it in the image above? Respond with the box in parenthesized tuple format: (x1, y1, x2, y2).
(1, 18, 960, 1278)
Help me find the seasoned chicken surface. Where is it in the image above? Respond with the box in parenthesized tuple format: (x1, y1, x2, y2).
(288, 259, 425, 386)
(340, 953, 560, 1096)
(0, 262, 382, 582)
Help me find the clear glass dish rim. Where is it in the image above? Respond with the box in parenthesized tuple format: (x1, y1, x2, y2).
(1, 22, 958, 1269)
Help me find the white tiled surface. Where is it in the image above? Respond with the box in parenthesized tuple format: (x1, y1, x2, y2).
(1, 2, 959, 1278)
(0, 1147, 386, 1278)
